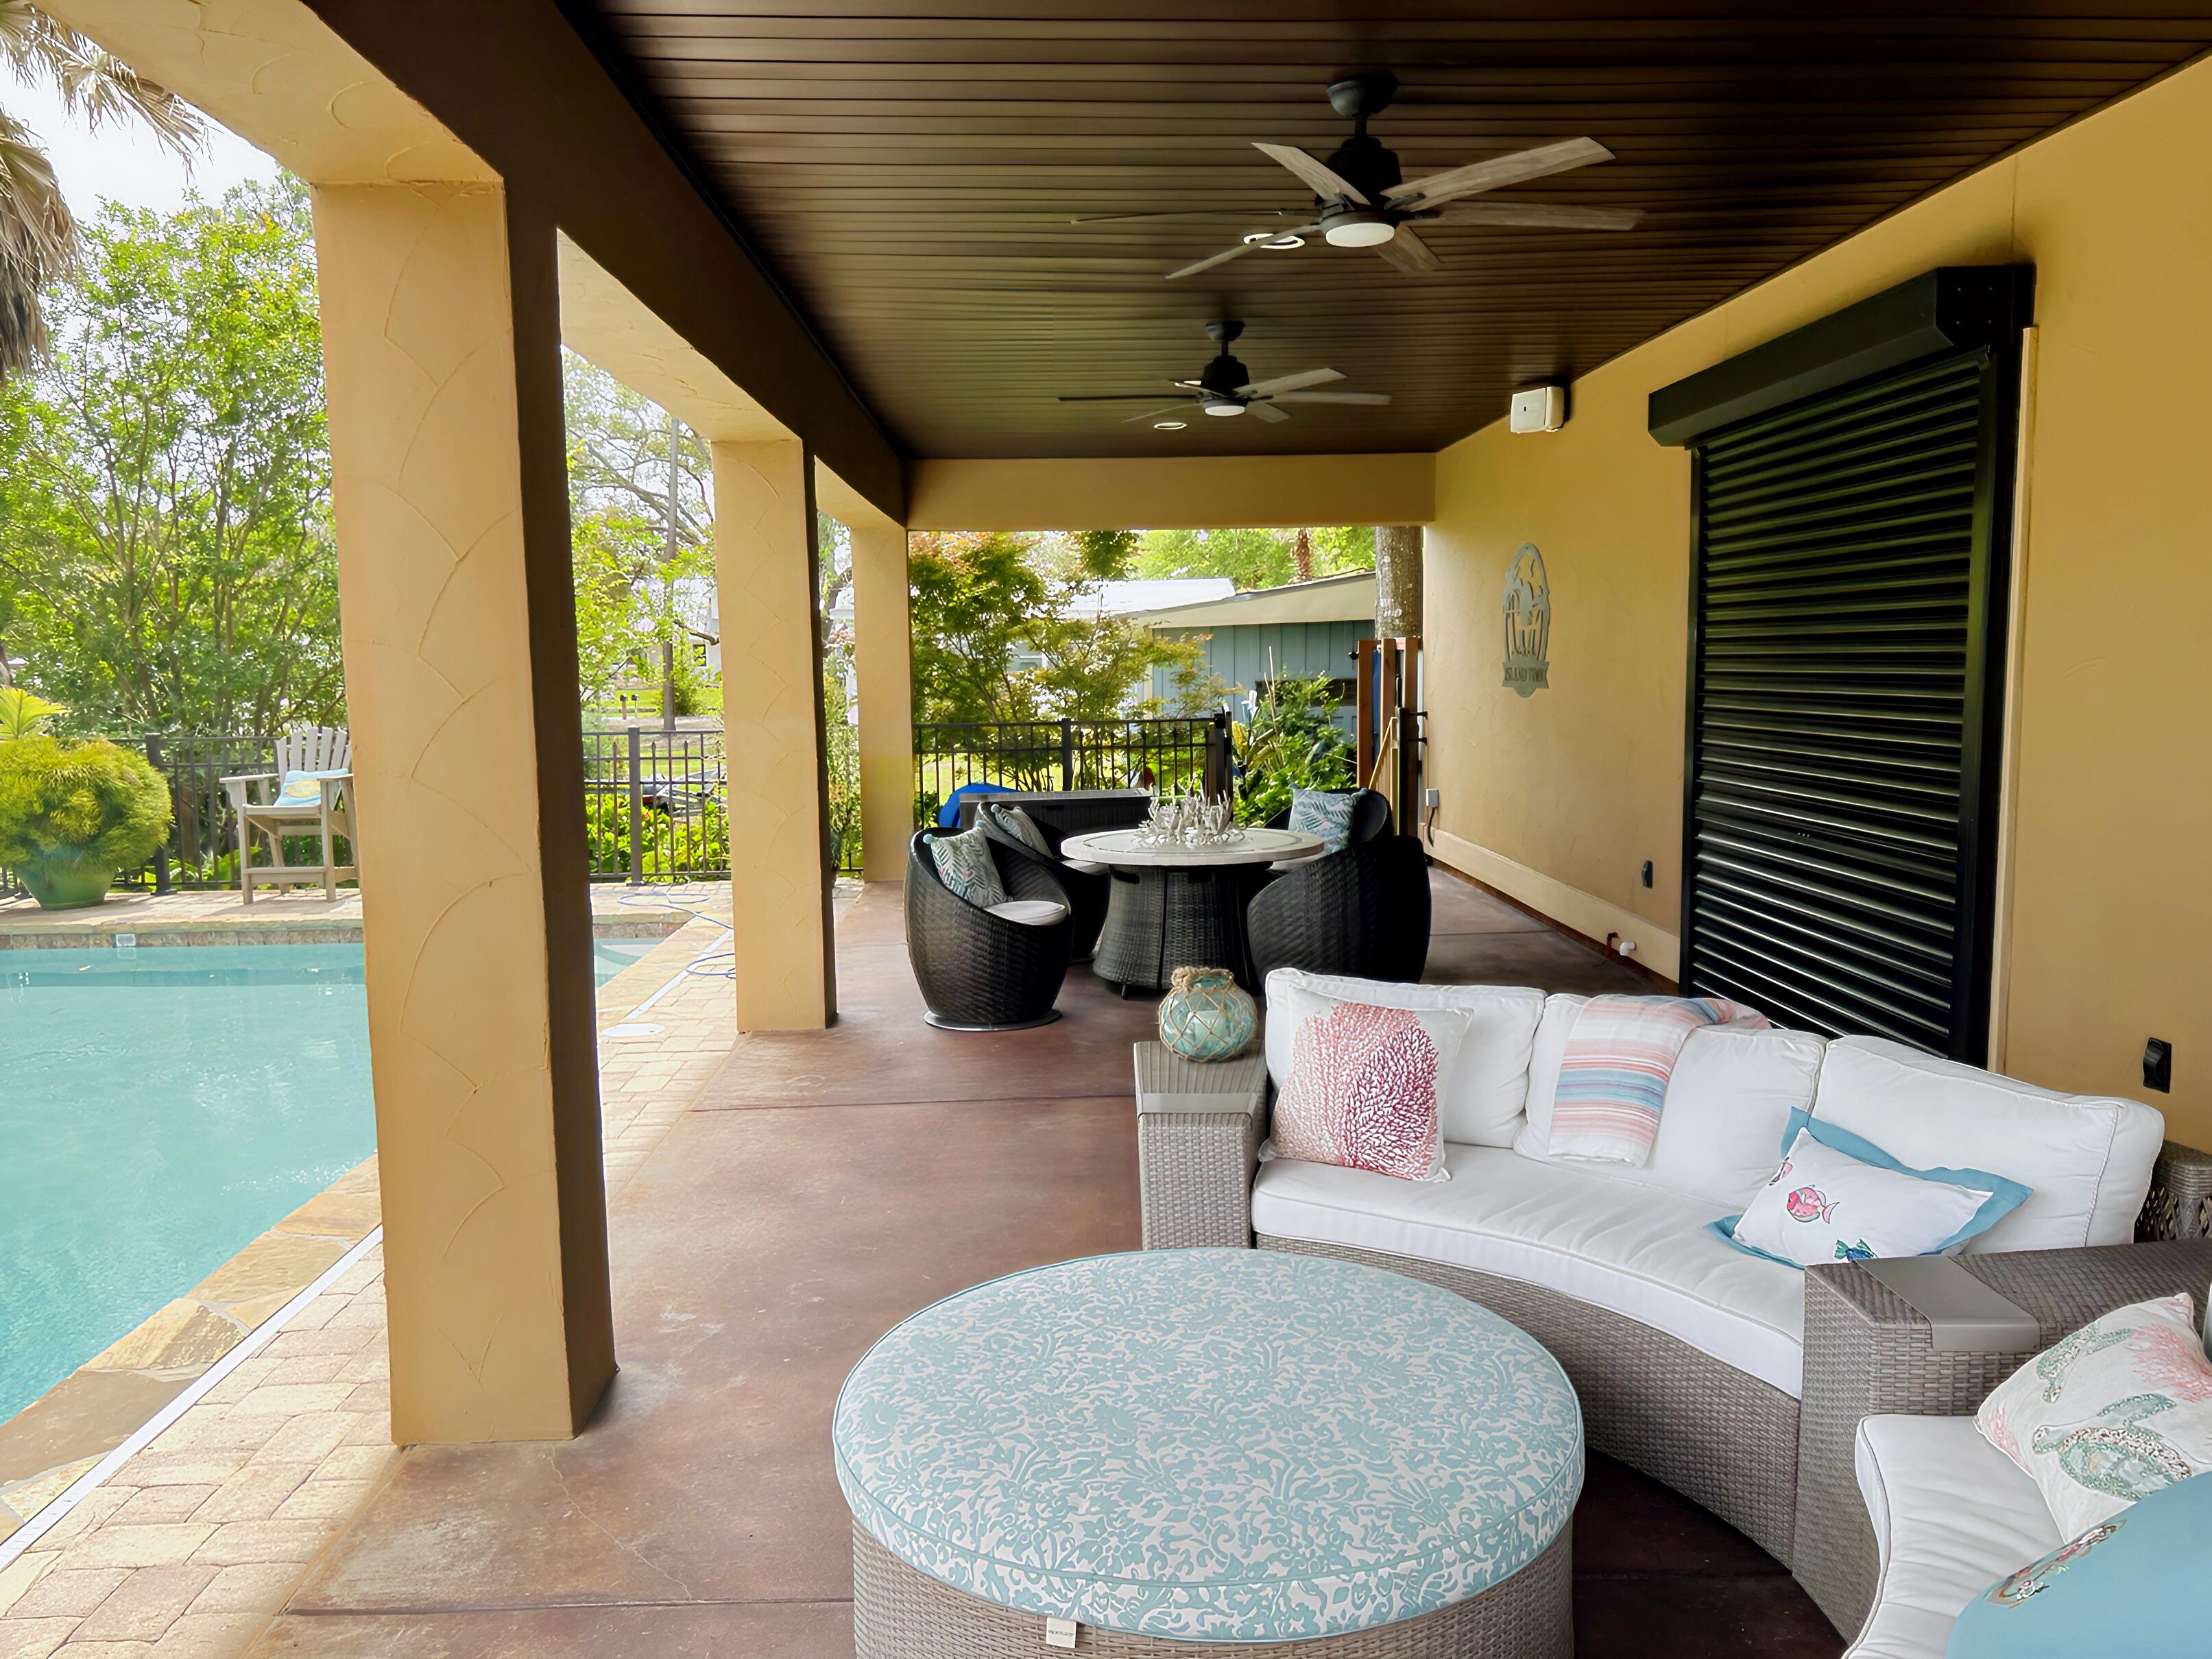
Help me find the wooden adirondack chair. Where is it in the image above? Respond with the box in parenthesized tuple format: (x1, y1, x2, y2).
(221, 726, 359, 902)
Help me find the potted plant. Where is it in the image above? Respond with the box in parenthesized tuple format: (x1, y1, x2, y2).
(0, 735, 173, 910)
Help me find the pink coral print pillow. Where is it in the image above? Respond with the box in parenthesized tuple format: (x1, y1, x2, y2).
(1271, 1000, 1469, 1182)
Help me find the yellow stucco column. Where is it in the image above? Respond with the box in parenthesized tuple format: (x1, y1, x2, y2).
(850, 525, 914, 883)
(712, 439, 837, 1028)
(313, 182, 614, 1442)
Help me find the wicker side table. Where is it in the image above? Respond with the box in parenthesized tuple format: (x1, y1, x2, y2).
(1134, 1043, 1269, 1249)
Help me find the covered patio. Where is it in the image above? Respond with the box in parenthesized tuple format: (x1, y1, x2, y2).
(237, 876, 1827, 1659)
(5, 3, 2211, 1658)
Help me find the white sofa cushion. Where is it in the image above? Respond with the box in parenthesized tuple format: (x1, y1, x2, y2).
(1263, 971, 1543, 1148)
(1249, 1141, 1807, 1396)
(1847, 1414, 2060, 1659)
(1810, 1038, 2165, 1252)
(1516, 994, 1825, 1209)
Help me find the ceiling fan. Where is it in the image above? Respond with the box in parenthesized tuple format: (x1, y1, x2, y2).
(1057, 320, 1389, 426)
(1075, 72, 1642, 280)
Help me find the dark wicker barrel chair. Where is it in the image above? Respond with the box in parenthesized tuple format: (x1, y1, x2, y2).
(1247, 834, 1432, 989)
(905, 828, 1074, 1030)
(974, 802, 1112, 962)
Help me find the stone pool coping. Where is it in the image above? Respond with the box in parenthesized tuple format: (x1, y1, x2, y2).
(0, 886, 699, 949)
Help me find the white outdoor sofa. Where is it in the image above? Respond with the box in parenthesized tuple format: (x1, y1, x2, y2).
(1133, 970, 2212, 1647)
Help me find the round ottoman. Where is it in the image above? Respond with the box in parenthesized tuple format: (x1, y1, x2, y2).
(834, 1248, 1583, 1657)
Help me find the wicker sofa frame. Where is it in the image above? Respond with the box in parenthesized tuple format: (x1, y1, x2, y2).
(853, 1521, 1574, 1659)
(1794, 1230, 2212, 1635)
(1247, 834, 1433, 990)
(904, 828, 1073, 1030)
(1133, 1063, 2212, 1634)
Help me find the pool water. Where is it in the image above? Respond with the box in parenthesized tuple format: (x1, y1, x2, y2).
(0, 934, 666, 1425)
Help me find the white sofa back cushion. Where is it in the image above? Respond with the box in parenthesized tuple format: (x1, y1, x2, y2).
(1515, 994, 1825, 1209)
(1810, 1037, 2165, 1251)
(1262, 970, 1543, 1148)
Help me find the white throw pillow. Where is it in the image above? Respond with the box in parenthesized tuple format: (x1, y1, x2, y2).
(1517, 995, 1823, 1209)
(1810, 1038, 2165, 1252)
(1264, 971, 1541, 1147)
(1268, 1000, 1473, 1183)
(1729, 1127, 2015, 1268)
(1977, 1292, 2212, 1537)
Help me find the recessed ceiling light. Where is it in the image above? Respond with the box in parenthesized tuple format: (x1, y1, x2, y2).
(1153, 420, 1187, 430)
(1241, 231, 1308, 250)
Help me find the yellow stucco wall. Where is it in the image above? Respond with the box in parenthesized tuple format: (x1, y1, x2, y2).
(906, 453, 1434, 531)
(1425, 58, 2212, 1138)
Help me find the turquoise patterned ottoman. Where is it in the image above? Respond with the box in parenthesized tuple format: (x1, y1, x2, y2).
(834, 1249, 1583, 1657)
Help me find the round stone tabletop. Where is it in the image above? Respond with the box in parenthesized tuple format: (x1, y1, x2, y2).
(1057, 825, 1325, 869)
(832, 1249, 1585, 1644)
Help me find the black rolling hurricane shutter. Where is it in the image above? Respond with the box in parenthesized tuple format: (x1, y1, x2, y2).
(1684, 348, 2005, 1058)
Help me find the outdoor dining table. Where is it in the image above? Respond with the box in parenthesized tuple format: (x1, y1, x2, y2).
(1055, 825, 1325, 995)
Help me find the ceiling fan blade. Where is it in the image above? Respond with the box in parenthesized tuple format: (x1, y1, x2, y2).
(1245, 401, 1291, 424)
(1166, 239, 1264, 280)
(1059, 393, 1201, 402)
(1072, 208, 1296, 223)
(1238, 367, 1343, 397)
(1269, 391, 1393, 405)
(1434, 201, 1644, 231)
(1122, 404, 1195, 424)
(1253, 141, 1369, 205)
(1375, 226, 1443, 274)
(1383, 136, 1613, 209)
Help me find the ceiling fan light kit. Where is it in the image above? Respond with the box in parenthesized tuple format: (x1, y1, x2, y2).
(1131, 70, 1641, 281)
(1321, 209, 1397, 248)
(1057, 318, 1391, 431)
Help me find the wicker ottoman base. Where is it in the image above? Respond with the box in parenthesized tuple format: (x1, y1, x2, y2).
(853, 1521, 1573, 1659)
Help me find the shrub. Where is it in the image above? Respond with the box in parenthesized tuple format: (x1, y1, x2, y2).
(1234, 672, 1354, 826)
(0, 737, 173, 872)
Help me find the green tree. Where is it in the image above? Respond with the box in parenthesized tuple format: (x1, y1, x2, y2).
(562, 351, 718, 716)
(1133, 524, 1373, 590)
(0, 178, 341, 734)
(0, 3, 206, 376)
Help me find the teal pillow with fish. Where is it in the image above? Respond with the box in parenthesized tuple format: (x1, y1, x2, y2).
(1947, 1471, 2212, 1658)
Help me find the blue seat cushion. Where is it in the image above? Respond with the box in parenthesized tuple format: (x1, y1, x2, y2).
(833, 1249, 1583, 1643)
(1948, 1470, 2212, 1658)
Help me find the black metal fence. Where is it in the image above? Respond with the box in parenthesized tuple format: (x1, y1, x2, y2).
(5, 717, 1208, 902)
(913, 714, 1229, 825)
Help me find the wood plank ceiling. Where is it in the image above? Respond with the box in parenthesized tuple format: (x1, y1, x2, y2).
(575, 2, 2212, 459)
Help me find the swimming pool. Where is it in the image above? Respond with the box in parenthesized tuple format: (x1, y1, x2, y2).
(0, 934, 666, 1425)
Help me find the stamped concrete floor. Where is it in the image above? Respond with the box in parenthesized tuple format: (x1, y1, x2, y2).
(246, 871, 1839, 1659)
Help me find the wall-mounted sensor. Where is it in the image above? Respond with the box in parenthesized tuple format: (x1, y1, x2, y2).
(1509, 385, 1567, 434)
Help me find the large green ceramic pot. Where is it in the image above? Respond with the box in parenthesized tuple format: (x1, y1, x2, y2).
(16, 858, 117, 911)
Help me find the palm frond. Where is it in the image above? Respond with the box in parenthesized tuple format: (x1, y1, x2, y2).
(1, 4, 206, 159)
(0, 108, 75, 374)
